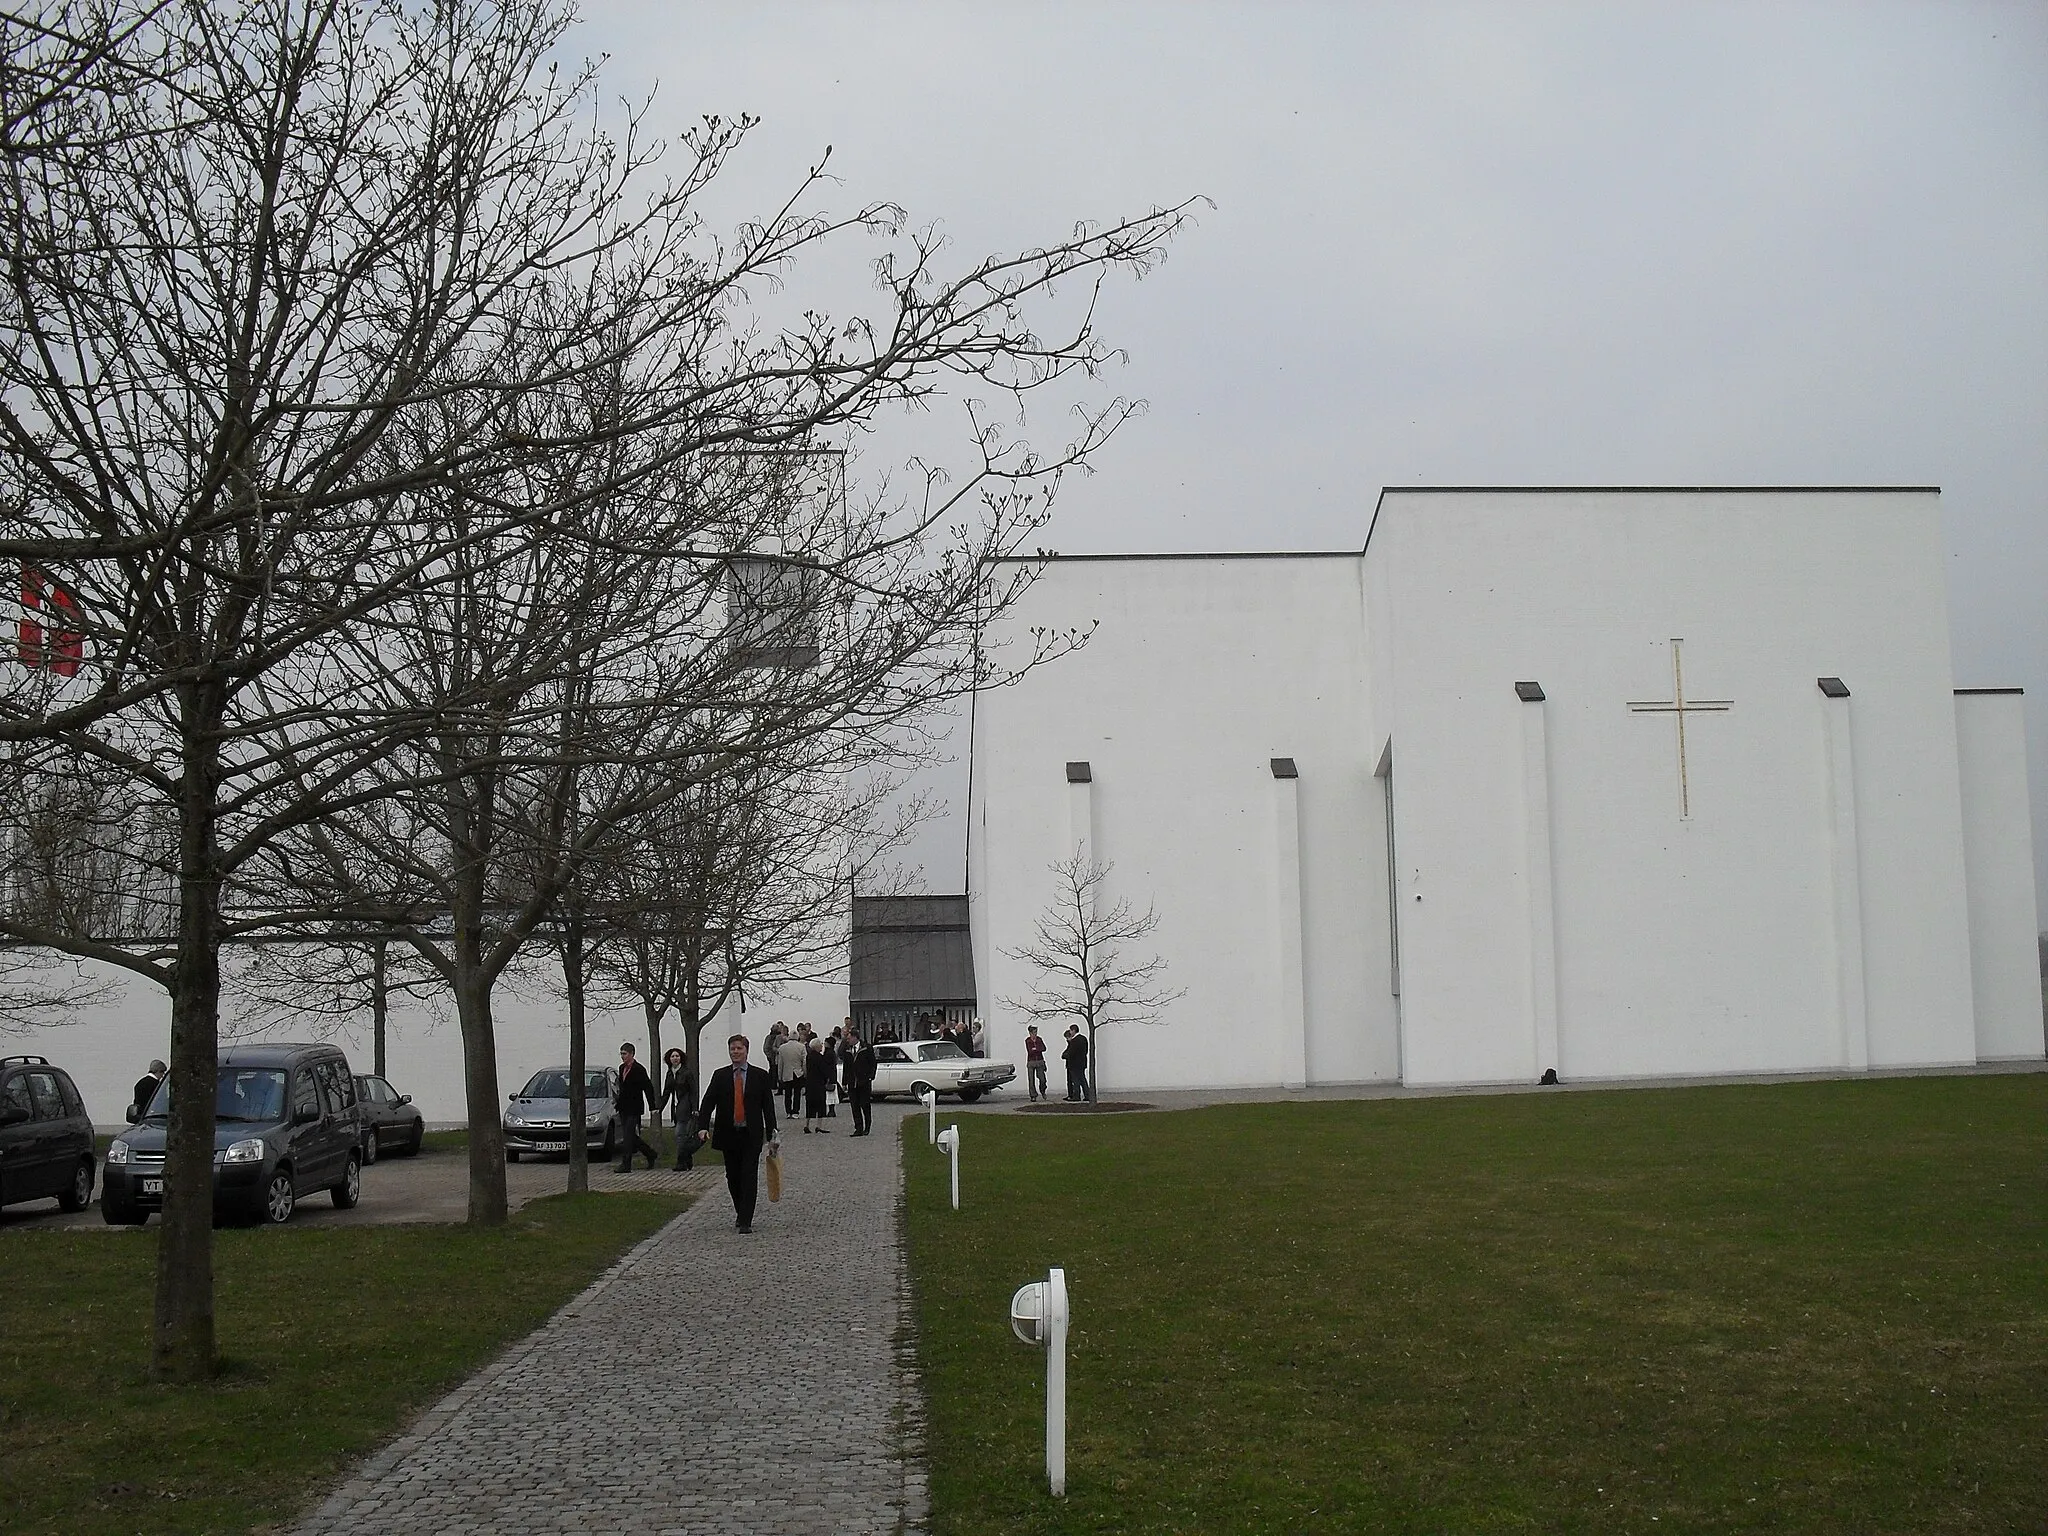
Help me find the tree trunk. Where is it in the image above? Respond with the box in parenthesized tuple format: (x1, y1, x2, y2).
(451, 898, 508, 1224)
(643, 995, 664, 1134)
(565, 901, 588, 1193)
(151, 686, 224, 1382)
(371, 938, 388, 1079)
(679, 979, 703, 1082)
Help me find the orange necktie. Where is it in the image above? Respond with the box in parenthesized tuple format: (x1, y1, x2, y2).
(733, 1068, 744, 1125)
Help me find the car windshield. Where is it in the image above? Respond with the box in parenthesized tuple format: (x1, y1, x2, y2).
(920, 1042, 967, 1060)
(145, 1067, 288, 1122)
(518, 1070, 607, 1099)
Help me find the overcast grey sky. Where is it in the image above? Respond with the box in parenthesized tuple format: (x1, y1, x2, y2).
(587, 1, 2047, 901)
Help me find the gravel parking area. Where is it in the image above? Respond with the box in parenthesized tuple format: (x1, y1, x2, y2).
(0, 1141, 717, 1231)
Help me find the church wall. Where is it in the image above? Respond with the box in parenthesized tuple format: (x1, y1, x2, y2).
(969, 556, 1400, 1092)
(1364, 489, 1980, 1084)
(1954, 690, 2045, 1059)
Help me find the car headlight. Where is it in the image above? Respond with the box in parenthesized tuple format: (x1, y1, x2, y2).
(106, 1140, 129, 1165)
(222, 1138, 265, 1164)
(505, 1113, 525, 1128)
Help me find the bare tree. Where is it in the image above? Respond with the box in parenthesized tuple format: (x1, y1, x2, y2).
(583, 762, 932, 1102)
(0, 0, 1192, 1374)
(1003, 847, 1181, 1101)
(0, 0, 790, 1379)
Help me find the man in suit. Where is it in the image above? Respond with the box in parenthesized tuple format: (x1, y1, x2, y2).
(697, 1034, 777, 1232)
(848, 1028, 877, 1136)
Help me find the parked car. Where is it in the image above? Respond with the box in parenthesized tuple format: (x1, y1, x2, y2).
(352, 1074, 426, 1163)
(0, 1055, 96, 1215)
(502, 1067, 618, 1162)
(103, 1043, 363, 1226)
(870, 1040, 1016, 1103)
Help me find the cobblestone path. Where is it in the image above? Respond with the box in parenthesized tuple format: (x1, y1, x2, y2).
(296, 1105, 925, 1536)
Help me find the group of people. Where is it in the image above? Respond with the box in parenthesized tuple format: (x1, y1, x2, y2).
(603, 1021, 882, 1233)
(763, 1020, 877, 1136)
(1022, 1024, 1093, 1102)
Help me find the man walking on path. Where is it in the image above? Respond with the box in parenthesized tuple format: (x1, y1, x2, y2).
(698, 1035, 777, 1231)
(1023, 1026, 1047, 1101)
(849, 1028, 877, 1135)
(614, 1043, 660, 1171)
(292, 1100, 922, 1536)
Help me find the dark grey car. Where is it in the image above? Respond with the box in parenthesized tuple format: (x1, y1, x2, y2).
(0, 1056, 96, 1215)
(103, 1043, 362, 1226)
(353, 1074, 426, 1163)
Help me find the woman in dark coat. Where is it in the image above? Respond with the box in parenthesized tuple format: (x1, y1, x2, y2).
(659, 1047, 697, 1169)
(804, 1035, 833, 1133)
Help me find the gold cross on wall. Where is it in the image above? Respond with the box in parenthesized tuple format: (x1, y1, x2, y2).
(1627, 638, 1732, 819)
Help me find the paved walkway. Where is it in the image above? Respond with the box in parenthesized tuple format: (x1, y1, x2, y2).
(296, 1105, 925, 1536)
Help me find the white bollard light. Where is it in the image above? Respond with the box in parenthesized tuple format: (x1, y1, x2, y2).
(919, 1086, 937, 1143)
(935, 1122, 960, 1210)
(1009, 1267, 1070, 1496)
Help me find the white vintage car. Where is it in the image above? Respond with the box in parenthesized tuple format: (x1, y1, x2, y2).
(871, 1040, 1016, 1103)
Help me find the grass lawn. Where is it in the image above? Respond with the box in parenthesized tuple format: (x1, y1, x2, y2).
(904, 1076, 2048, 1534)
(0, 1190, 687, 1535)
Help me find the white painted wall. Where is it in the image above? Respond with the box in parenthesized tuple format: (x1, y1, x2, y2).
(970, 555, 1399, 1092)
(1365, 488, 1980, 1082)
(970, 488, 2029, 1093)
(1954, 689, 2045, 1059)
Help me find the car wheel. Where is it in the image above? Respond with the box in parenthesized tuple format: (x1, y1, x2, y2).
(261, 1168, 296, 1225)
(403, 1121, 423, 1157)
(908, 1080, 936, 1102)
(505, 1149, 520, 1164)
(361, 1130, 378, 1166)
(57, 1157, 95, 1212)
(958, 1088, 983, 1104)
(331, 1152, 361, 1209)
(598, 1124, 615, 1162)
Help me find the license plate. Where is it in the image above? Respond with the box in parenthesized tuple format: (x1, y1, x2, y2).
(141, 1177, 163, 1195)
(533, 1139, 566, 1151)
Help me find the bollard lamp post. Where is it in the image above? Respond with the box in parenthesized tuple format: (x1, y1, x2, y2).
(919, 1085, 937, 1143)
(935, 1121, 960, 1210)
(1009, 1267, 1070, 1496)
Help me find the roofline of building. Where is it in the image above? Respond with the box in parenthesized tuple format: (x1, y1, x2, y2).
(1362, 484, 1941, 559)
(983, 488, 1945, 567)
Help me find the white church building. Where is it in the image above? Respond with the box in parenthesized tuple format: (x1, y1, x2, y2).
(967, 487, 2042, 1092)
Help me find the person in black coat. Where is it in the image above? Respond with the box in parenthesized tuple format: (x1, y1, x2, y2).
(1062, 1027, 1090, 1102)
(131, 1059, 165, 1118)
(849, 1030, 877, 1136)
(803, 1035, 832, 1133)
(614, 1042, 660, 1171)
(658, 1047, 697, 1170)
(697, 1035, 777, 1231)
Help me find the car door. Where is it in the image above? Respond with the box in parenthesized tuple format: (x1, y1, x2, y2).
(24, 1071, 70, 1200)
(359, 1077, 390, 1146)
(872, 1045, 912, 1096)
(51, 1071, 91, 1182)
(288, 1065, 330, 1187)
(314, 1060, 356, 1173)
(0, 1070, 41, 1202)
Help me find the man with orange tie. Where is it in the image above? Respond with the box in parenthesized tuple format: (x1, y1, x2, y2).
(697, 1034, 777, 1232)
